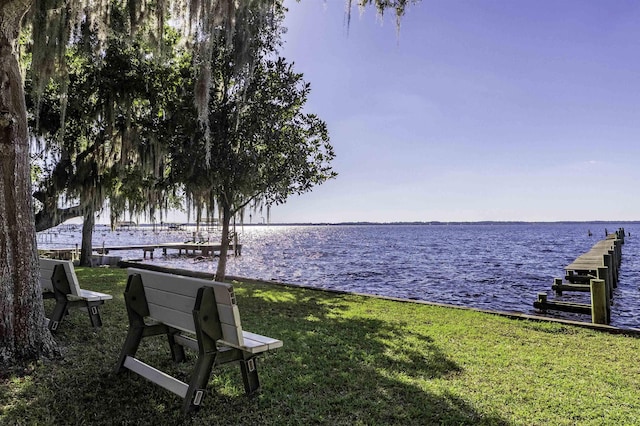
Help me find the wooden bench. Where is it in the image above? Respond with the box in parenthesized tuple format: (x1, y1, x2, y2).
(114, 268, 283, 413)
(40, 258, 113, 333)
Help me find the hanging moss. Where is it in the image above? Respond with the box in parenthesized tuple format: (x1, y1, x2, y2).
(25, 0, 413, 228)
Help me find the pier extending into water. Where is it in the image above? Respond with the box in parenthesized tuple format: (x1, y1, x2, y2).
(39, 241, 242, 262)
(534, 228, 625, 324)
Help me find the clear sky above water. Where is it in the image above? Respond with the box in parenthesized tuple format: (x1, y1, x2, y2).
(265, 0, 640, 223)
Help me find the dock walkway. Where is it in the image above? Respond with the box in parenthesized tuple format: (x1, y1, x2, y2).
(534, 228, 625, 324)
(40, 241, 242, 261)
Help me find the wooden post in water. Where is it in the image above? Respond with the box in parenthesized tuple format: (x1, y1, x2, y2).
(611, 251, 618, 287)
(603, 253, 616, 289)
(537, 293, 547, 310)
(597, 266, 611, 323)
(590, 278, 607, 325)
(553, 278, 564, 296)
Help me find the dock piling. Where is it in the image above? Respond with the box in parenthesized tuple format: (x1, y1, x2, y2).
(553, 278, 563, 296)
(590, 279, 607, 325)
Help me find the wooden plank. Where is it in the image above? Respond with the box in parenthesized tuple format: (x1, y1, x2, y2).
(130, 268, 233, 300)
(220, 323, 244, 347)
(234, 334, 281, 354)
(243, 331, 283, 350)
(213, 285, 236, 306)
(130, 268, 204, 297)
(144, 286, 196, 313)
(232, 340, 269, 353)
(78, 289, 113, 302)
(533, 300, 592, 315)
(123, 356, 188, 398)
(217, 304, 242, 328)
(173, 334, 198, 351)
(565, 260, 603, 270)
(38, 260, 57, 275)
(147, 303, 195, 334)
(551, 283, 591, 292)
(567, 264, 601, 271)
(220, 329, 285, 353)
(39, 259, 57, 293)
(62, 261, 82, 297)
(39, 276, 54, 293)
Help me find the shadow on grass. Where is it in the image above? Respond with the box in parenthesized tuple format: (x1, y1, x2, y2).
(1, 271, 510, 425)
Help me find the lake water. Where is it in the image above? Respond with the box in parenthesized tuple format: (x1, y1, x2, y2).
(38, 222, 640, 328)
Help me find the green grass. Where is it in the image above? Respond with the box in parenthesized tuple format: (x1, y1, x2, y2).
(2, 267, 640, 425)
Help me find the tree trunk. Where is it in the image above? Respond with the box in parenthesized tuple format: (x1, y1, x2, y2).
(79, 207, 94, 266)
(215, 202, 231, 281)
(0, 5, 59, 363)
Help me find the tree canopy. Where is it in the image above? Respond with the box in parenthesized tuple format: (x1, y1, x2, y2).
(168, 3, 336, 279)
(0, 0, 418, 364)
(26, 4, 190, 264)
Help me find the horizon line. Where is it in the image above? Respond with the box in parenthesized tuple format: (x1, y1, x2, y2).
(66, 220, 640, 227)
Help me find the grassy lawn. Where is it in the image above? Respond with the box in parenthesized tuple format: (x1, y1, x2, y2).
(2, 267, 639, 425)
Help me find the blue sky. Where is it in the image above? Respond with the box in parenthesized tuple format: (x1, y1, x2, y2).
(264, 0, 640, 223)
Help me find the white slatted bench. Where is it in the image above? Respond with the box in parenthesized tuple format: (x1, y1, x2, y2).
(40, 258, 113, 333)
(114, 268, 283, 413)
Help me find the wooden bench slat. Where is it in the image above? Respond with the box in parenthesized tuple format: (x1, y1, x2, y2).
(61, 261, 82, 297)
(243, 331, 284, 350)
(144, 286, 197, 313)
(79, 289, 113, 302)
(173, 334, 198, 351)
(147, 302, 195, 334)
(212, 285, 236, 306)
(40, 277, 54, 292)
(217, 304, 242, 329)
(238, 332, 284, 353)
(220, 323, 244, 348)
(145, 285, 242, 343)
(124, 356, 188, 398)
(129, 268, 234, 301)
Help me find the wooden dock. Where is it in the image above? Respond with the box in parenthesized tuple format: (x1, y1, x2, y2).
(39, 242, 242, 261)
(534, 228, 625, 324)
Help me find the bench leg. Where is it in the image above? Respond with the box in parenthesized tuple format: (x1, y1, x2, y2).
(183, 352, 217, 413)
(85, 301, 104, 328)
(114, 325, 145, 373)
(240, 356, 260, 395)
(48, 298, 70, 333)
(167, 330, 187, 363)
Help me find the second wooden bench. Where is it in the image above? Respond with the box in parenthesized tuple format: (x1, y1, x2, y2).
(40, 258, 113, 332)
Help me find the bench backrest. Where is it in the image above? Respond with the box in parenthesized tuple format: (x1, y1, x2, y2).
(127, 268, 244, 348)
(39, 258, 82, 297)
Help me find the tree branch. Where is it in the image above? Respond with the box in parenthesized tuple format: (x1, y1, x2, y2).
(34, 203, 82, 232)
